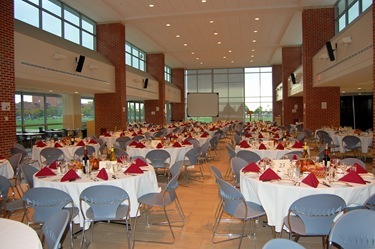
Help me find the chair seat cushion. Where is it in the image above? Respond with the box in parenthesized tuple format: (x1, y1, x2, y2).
(85, 205, 129, 221)
(138, 191, 174, 207)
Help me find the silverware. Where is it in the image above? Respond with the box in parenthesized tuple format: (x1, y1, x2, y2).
(322, 181, 331, 187)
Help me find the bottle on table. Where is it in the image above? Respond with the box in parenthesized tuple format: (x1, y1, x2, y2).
(82, 146, 89, 174)
(109, 146, 117, 161)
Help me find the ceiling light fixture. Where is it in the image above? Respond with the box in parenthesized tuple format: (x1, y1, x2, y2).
(223, 56, 226, 59)
(166, 23, 170, 27)
(214, 32, 218, 35)
(255, 17, 260, 21)
(176, 35, 180, 38)
(217, 41, 221, 44)
(251, 49, 255, 51)
(228, 50, 232, 53)
(209, 20, 214, 24)
(254, 30, 258, 33)
(184, 43, 188, 46)
(252, 40, 256, 43)
(191, 52, 195, 55)
(149, 4, 154, 7)
(201, 0, 206, 3)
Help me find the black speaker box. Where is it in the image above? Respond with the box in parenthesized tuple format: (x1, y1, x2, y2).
(144, 78, 149, 88)
(290, 73, 296, 84)
(76, 55, 85, 72)
(325, 41, 335, 61)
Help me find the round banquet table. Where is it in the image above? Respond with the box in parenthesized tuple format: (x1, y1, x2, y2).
(34, 165, 159, 228)
(0, 218, 42, 249)
(240, 172, 375, 233)
(332, 133, 372, 154)
(0, 159, 14, 179)
(127, 144, 193, 166)
(32, 143, 100, 164)
(235, 146, 303, 160)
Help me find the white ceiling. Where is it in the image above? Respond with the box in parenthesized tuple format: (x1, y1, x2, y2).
(61, 0, 337, 69)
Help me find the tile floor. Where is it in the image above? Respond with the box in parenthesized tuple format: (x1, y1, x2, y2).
(10, 142, 373, 249)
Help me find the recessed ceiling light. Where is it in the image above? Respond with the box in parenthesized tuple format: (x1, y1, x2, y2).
(250, 60, 253, 62)
(176, 35, 180, 38)
(201, 0, 206, 3)
(223, 56, 226, 59)
(231, 61, 234, 63)
(200, 62, 203, 64)
(196, 57, 199, 60)
(74, 91, 79, 94)
(184, 43, 188, 46)
(228, 50, 232, 53)
(255, 17, 260, 21)
(214, 32, 218, 35)
(217, 41, 221, 44)
(166, 23, 170, 27)
(254, 30, 258, 33)
(358, 87, 361, 90)
(191, 52, 195, 55)
(252, 40, 256, 43)
(251, 55, 254, 58)
(49, 90, 53, 92)
(149, 4, 154, 7)
(209, 20, 214, 24)
(251, 49, 255, 51)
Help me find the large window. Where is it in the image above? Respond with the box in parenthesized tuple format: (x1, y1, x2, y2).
(81, 98, 94, 130)
(185, 67, 273, 122)
(125, 42, 146, 71)
(335, 0, 372, 32)
(14, 0, 96, 50)
(165, 65, 172, 82)
(127, 102, 144, 123)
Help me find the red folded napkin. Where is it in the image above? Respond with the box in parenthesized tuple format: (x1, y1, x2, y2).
(259, 143, 267, 150)
(259, 168, 281, 181)
(173, 142, 182, 147)
(76, 140, 85, 146)
(339, 171, 366, 184)
(292, 141, 303, 148)
(54, 142, 62, 148)
(0, 156, 5, 160)
(96, 168, 108, 180)
(89, 139, 98, 144)
(209, 128, 215, 131)
(129, 141, 138, 146)
(117, 158, 123, 163)
(138, 131, 143, 135)
(346, 163, 368, 173)
(156, 143, 163, 148)
(239, 141, 250, 148)
(36, 141, 47, 147)
(245, 133, 252, 138)
(201, 133, 207, 138)
(292, 154, 298, 160)
(242, 162, 260, 173)
(135, 143, 145, 148)
(149, 129, 155, 132)
(132, 132, 137, 136)
(302, 173, 319, 188)
(276, 143, 284, 150)
(124, 164, 143, 174)
(49, 160, 58, 169)
(258, 134, 263, 138)
(182, 140, 192, 145)
(60, 169, 80, 182)
(135, 158, 148, 166)
(104, 132, 111, 137)
(35, 166, 56, 177)
(273, 133, 280, 138)
(172, 135, 178, 139)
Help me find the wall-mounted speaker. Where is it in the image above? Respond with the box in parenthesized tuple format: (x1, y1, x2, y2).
(143, 78, 149, 88)
(76, 55, 85, 72)
(325, 41, 335, 61)
(290, 73, 296, 84)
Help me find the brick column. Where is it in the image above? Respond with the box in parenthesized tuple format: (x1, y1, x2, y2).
(272, 65, 282, 122)
(302, 8, 340, 131)
(0, 1, 16, 157)
(145, 53, 166, 125)
(282, 47, 303, 126)
(171, 68, 185, 122)
(95, 23, 127, 135)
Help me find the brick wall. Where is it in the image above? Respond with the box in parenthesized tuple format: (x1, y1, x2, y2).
(282, 47, 303, 126)
(302, 8, 340, 131)
(145, 53, 166, 125)
(272, 65, 282, 122)
(171, 68, 185, 122)
(0, 1, 16, 157)
(95, 23, 127, 135)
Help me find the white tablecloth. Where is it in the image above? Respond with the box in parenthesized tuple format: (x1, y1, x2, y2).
(0, 160, 14, 179)
(127, 145, 193, 166)
(240, 173, 375, 233)
(332, 133, 372, 154)
(32, 143, 100, 164)
(99, 135, 119, 149)
(235, 146, 303, 160)
(34, 165, 159, 227)
(0, 218, 42, 249)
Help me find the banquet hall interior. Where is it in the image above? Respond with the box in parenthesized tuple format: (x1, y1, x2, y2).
(1, 0, 375, 249)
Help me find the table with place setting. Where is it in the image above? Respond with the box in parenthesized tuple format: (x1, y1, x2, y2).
(34, 160, 159, 228)
(235, 140, 303, 160)
(31, 140, 100, 165)
(127, 140, 193, 166)
(0, 158, 14, 179)
(332, 131, 373, 154)
(240, 161, 375, 233)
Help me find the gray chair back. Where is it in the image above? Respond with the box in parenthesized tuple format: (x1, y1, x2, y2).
(263, 238, 305, 249)
(328, 209, 375, 249)
(42, 210, 70, 249)
(74, 145, 96, 157)
(39, 147, 64, 165)
(230, 157, 248, 186)
(341, 157, 366, 169)
(21, 164, 38, 189)
(236, 150, 261, 163)
(145, 149, 171, 169)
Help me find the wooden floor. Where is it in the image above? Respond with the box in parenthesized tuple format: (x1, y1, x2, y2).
(8, 141, 373, 249)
